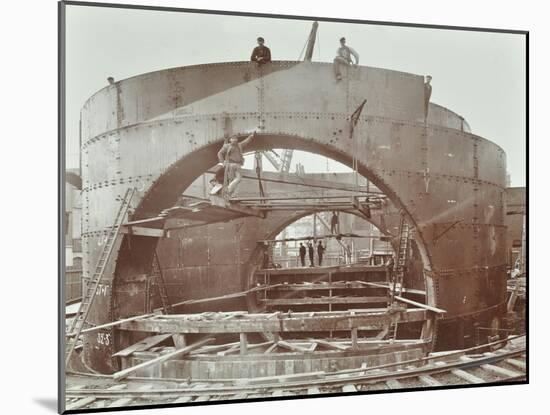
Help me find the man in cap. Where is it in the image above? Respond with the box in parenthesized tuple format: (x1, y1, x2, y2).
(251, 37, 271, 64)
(216, 131, 256, 197)
(333, 37, 359, 81)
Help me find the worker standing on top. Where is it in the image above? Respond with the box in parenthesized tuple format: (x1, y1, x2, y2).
(216, 131, 256, 197)
(330, 211, 339, 234)
(333, 37, 359, 81)
(308, 242, 315, 267)
(317, 241, 325, 266)
(299, 243, 306, 267)
(251, 37, 271, 64)
(424, 75, 432, 122)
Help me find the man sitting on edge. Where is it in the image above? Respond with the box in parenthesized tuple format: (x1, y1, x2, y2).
(251, 37, 271, 64)
(216, 131, 256, 197)
(333, 37, 359, 81)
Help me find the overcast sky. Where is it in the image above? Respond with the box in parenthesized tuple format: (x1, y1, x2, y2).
(65, 5, 526, 186)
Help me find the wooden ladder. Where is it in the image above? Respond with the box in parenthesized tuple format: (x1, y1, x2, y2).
(150, 250, 171, 314)
(392, 214, 411, 299)
(65, 187, 136, 367)
(387, 322, 398, 341)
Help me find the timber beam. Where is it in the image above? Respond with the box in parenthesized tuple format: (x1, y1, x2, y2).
(118, 309, 429, 334)
(120, 226, 166, 238)
(261, 296, 388, 306)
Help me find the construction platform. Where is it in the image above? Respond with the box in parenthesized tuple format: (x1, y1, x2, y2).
(111, 309, 436, 380)
(251, 265, 428, 314)
(120, 193, 378, 237)
(121, 195, 265, 236)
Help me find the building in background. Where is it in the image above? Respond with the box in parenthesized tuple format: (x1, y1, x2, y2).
(65, 169, 82, 303)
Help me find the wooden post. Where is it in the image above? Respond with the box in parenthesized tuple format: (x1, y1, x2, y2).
(313, 214, 317, 242)
(351, 327, 358, 350)
(421, 317, 434, 341)
(172, 334, 186, 349)
(240, 333, 248, 355)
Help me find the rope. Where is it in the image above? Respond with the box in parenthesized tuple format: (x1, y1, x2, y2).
(297, 35, 309, 60)
(255, 152, 266, 201)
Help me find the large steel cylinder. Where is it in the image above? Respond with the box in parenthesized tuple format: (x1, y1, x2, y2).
(80, 61, 507, 372)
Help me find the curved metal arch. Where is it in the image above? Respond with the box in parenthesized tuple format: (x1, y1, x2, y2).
(131, 132, 433, 271)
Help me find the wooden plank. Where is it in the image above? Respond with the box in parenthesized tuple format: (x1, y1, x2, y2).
(505, 358, 526, 371)
(112, 337, 215, 381)
(194, 395, 212, 402)
(264, 343, 278, 354)
(307, 338, 349, 351)
(70, 313, 155, 337)
(262, 296, 389, 306)
(385, 379, 403, 389)
(172, 334, 187, 349)
(418, 374, 442, 387)
(351, 328, 358, 350)
(113, 334, 173, 357)
(107, 384, 128, 391)
(342, 384, 357, 393)
(231, 393, 248, 400)
(216, 340, 273, 356)
(217, 344, 241, 356)
(119, 309, 427, 334)
(450, 369, 486, 384)
(480, 364, 522, 378)
(238, 371, 326, 386)
(107, 398, 135, 408)
(171, 396, 193, 404)
(394, 295, 447, 314)
(66, 397, 96, 411)
(120, 226, 165, 237)
(240, 333, 248, 355)
(276, 340, 312, 353)
(271, 282, 379, 290)
(123, 216, 165, 227)
(209, 195, 264, 218)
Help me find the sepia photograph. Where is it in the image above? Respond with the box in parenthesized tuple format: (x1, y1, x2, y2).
(60, 1, 527, 413)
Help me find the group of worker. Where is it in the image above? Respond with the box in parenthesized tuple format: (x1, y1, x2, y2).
(250, 36, 359, 82)
(251, 36, 433, 115)
(298, 241, 326, 267)
(208, 36, 433, 199)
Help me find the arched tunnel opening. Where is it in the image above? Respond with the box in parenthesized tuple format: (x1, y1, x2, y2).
(106, 142, 438, 377)
(244, 210, 429, 343)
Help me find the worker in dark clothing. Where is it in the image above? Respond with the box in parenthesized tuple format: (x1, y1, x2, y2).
(299, 243, 306, 267)
(317, 241, 325, 266)
(216, 131, 256, 197)
(330, 211, 339, 234)
(251, 37, 271, 64)
(424, 75, 432, 122)
(307, 242, 314, 267)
